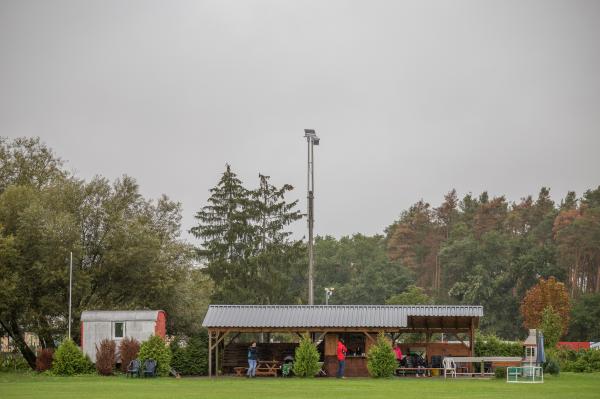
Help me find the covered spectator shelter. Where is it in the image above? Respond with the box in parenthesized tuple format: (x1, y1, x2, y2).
(202, 305, 483, 377)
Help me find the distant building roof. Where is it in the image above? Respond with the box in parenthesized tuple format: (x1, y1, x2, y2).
(202, 305, 483, 329)
(81, 310, 163, 322)
(558, 342, 591, 350)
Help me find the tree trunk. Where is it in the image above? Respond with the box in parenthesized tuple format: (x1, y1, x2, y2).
(596, 263, 600, 293)
(0, 318, 37, 370)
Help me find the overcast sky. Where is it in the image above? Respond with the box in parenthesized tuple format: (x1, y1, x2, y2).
(1, 0, 599, 243)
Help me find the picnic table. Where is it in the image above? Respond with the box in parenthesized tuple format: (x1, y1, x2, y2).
(255, 360, 281, 376)
(233, 360, 282, 377)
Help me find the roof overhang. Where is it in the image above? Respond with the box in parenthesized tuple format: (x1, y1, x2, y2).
(202, 305, 483, 331)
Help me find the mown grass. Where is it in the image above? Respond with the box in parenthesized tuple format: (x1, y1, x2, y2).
(1, 372, 599, 399)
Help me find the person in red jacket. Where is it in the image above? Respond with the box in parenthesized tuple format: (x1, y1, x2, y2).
(336, 337, 347, 378)
(393, 343, 403, 364)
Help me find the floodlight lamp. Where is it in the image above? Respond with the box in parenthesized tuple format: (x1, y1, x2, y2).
(304, 129, 316, 137)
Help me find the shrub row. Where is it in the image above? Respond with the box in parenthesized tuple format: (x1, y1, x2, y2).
(24, 335, 171, 376)
(547, 348, 600, 373)
(474, 333, 523, 357)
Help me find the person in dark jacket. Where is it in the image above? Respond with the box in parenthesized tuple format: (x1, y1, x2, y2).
(247, 341, 258, 378)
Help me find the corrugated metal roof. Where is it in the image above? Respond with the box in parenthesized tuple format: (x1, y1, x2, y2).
(81, 310, 162, 322)
(201, 305, 483, 328)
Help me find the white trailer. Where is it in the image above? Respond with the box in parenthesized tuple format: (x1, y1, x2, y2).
(80, 310, 166, 362)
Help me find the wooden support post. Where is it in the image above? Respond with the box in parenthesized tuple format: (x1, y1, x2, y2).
(216, 333, 219, 376)
(470, 318, 475, 357)
(208, 331, 212, 378)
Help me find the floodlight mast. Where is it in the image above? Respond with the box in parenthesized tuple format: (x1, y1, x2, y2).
(304, 129, 319, 305)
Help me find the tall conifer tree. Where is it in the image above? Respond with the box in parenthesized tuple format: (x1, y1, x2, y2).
(190, 164, 257, 302)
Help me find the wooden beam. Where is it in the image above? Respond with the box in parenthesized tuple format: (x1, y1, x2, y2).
(225, 332, 241, 347)
(210, 330, 230, 351)
(313, 331, 328, 344)
(363, 331, 376, 342)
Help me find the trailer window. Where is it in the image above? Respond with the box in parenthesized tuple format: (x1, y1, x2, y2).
(114, 322, 125, 339)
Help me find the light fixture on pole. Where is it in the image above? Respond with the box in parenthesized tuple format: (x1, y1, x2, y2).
(325, 287, 335, 305)
(304, 129, 319, 305)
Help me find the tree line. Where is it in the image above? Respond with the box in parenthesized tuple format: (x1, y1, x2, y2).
(1, 137, 599, 370)
(385, 187, 600, 339)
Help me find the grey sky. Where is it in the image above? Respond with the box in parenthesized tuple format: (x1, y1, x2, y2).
(1, 0, 599, 242)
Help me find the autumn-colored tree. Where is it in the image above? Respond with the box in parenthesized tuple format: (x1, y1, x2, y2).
(520, 277, 570, 335)
(387, 200, 443, 290)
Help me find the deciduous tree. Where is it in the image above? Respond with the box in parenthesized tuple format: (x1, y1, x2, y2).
(521, 277, 570, 335)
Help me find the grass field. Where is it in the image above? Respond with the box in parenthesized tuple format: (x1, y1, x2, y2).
(1, 372, 599, 399)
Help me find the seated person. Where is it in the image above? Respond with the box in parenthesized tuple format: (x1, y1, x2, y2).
(415, 355, 427, 377)
(393, 344, 403, 365)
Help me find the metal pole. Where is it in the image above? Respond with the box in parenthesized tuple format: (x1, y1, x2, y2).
(307, 138, 314, 305)
(68, 252, 73, 339)
(325, 290, 328, 306)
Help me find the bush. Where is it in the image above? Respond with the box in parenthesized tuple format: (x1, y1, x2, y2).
(367, 332, 397, 378)
(1, 352, 31, 372)
(293, 335, 320, 377)
(170, 332, 208, 375)
(544, 358, 560, 375)
(494, 367, 507, 379)
(119, 337, 140, 372)
(52, 339, 94, 376)
(549, 347, 600, 373)
(95, 339, 116, 376)
(138, 335, 171, 376)
(35, 348, 54, 372)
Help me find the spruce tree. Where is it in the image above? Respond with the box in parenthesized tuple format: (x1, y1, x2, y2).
(250, 174, 304, 304)
(190, 164, 257, 303)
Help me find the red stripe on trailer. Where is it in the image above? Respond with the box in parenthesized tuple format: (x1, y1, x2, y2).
(155, 311, 167, 338)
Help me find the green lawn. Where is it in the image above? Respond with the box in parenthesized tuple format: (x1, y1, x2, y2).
(1, 372, 599, 399)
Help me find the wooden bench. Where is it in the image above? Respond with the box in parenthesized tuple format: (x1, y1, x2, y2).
(396, 367, 443, 377)
(255, 368, 278, 377)
(234, 367, 247, 376)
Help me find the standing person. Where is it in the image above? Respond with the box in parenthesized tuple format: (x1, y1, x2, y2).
(247, 341, 258, 378)
(336, 337, 347, 379)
